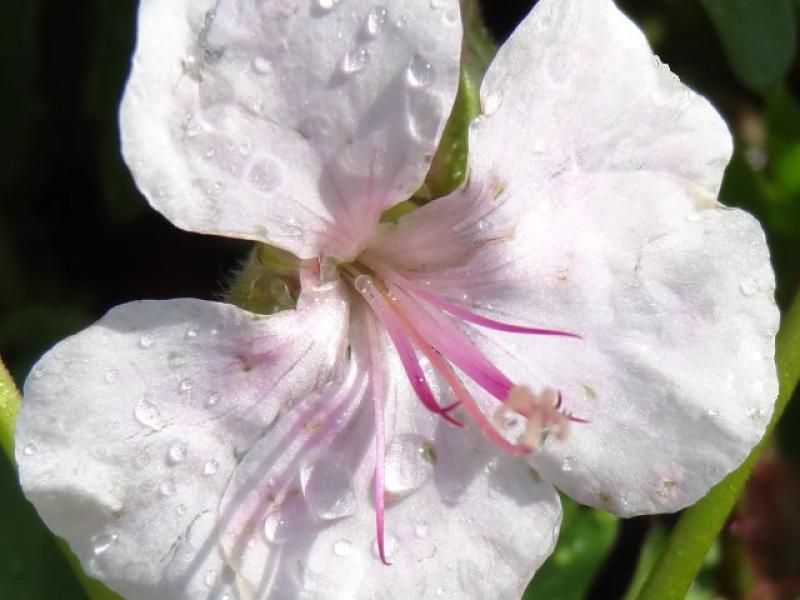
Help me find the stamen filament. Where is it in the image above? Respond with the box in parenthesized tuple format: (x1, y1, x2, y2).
(365, 313, 390, 566)
(373, 266, 581, 339)
(354, 274, 465, 427)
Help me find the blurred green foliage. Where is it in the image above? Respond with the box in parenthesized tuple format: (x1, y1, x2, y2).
(523, 497, 619, 600)
(0, 1, 799, 599)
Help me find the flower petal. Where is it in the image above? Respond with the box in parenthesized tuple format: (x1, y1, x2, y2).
(469, 0, 732, 196)
(120, 0, 462, 260)
(218, 307, 562, 599)
(377, 171, 779, 517)
(15, 282, 349, 599)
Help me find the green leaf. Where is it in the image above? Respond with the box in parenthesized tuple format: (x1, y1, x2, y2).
(0, 357, 20, 459)
(634, 290, 800, 600)
(700, 0, 797, 93)
(523, 497, 619, 600)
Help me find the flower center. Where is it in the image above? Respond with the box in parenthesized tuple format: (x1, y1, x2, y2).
(339, 258, 585, 563)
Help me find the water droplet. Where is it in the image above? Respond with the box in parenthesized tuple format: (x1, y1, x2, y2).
(354, 274, 374, 294)
(22, 442, 36, 456)
(167, 441, 187, 465)
(333, 538, 352, 557)
(300, 457, 357, 521)
(159, 480, 176, 497)
(562, 456, 575, 472)
(205, 393, 220, 408)
(414, 522, 430, 539)
(263, 512, 289, 545)
(296, 115, 331, 140)
(134, 399, 162, 430)
(91, 533, 118, 556)
(407, 55, 433, 87)
(185, 326, 199, 338)
(178, 378, 194, 394)
(104, 370, 119, 384)
(204, 569, 218, 587)
(252, 55, 271, 74)
(316, 0, 341, 10)
(203, 459, 219, 476)
(365, 6, 387, 36)
(707, 407, 719, 417)
(248, 160, 282, 193)
(482, 91, 502, 115)
(138, 334, 153, 348)
(407, 92, 442, 141)
(430, 0, 445, 8)
(176, 504, 187, 515)
(384, 434, 435, 495)
(204, 148, 216, 159)
(342, 47, 369, 74)
(739, 277, 757, 297)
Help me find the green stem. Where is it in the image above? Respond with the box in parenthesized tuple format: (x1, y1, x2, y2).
(0, 356, 20, 459)
(635, 290, 800, 600)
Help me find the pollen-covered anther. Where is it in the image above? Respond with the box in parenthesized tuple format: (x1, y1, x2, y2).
(498, 386, 572, 450)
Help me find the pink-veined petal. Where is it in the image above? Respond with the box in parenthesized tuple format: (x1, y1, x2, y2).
(378, 171, 778, 517)
(219, 304, 562, 599)
(120, 0, 462, 260)
(470, 0, 732, 198)
(15, 282, 349, 600)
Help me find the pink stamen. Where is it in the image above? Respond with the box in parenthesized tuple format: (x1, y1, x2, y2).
(387, 298, 531, 456)
(365, 314, 390, 566)
(376, 267, 581, 339)
(386, 283, 514, 400)
(356, 275, 465, 427)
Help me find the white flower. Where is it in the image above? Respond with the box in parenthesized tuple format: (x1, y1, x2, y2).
(16, 1, 779, 599)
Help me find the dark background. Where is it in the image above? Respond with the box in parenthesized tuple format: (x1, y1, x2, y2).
(1, 1, 799, 598)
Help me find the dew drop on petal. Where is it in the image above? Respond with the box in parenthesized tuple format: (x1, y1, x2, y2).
(204, 569, 218, 587)
(134, 399, 162, 430)
(205, 393, 220, 408)
(91, 533, 118, 556)
(22, 442, 36, 456)
(316, 0, 341, 10)
(104, 370, 119, 384)
(185, 325, 199, 338)
(342, 47, 369, 74)
(248, 160, 282, 193)
(263, 512, 290, 545)
(203, 459, 219, 476)
(252, 55, 271, 74)
(178, 378, 194, 394)
(406, 55, 433, 88)
(414, 522, 429, 539)
(482, 91, 502, 116)
(384, 435, 435, 495)
(333, 538, 352, 557)
(562, 456, 575, 472)
(300, 457, 357, 521)
(296, 115, 331, 140)
(365, 6, 387, 36)
(167, 441, 187, 465)
(138, 334, 153, 348)
(159, 480, 176, 497)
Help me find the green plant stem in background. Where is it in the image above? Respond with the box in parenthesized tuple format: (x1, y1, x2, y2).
(635, 291, 800, 600)
(0, 357, 19, 458)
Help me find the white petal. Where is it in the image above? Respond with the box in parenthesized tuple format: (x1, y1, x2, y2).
(380, 172, 778, 516)
(219, 308, 561, 599)
(120, 0, 462, 260)
(16, 283, 349, 599)
(469, 0, 732, 196)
